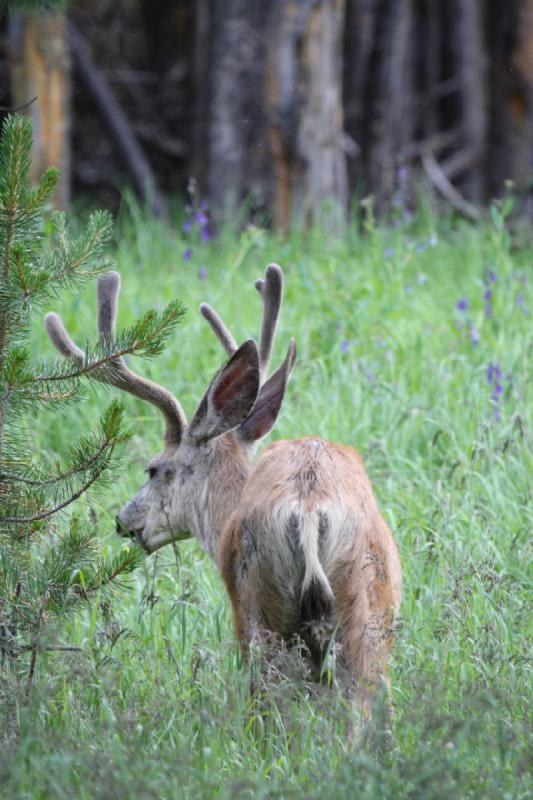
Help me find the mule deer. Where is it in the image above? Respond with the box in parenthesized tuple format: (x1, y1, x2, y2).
(45, 265, 401, 714)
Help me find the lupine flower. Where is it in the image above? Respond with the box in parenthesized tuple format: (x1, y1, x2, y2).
(340, 340, 350, 354)
(456, 298, 469, 312)
(200, 226, 210, 242)
(470, 325, 480, 345)
(198, 266, 208, 280)
(182, 219, 193, 234)
(483, 287, 493, 318)
(183, 248, 192, 262)
(487, 362, 502, 385)
(516, 292, 527, 313)
(195, 211, 208, 226)
(487, 361, 505, 419)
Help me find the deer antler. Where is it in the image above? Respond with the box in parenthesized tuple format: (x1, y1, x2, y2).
(200, 263, 287, 383)
(44, 272, 186, 445)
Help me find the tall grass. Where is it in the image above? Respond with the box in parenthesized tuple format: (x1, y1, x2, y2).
(1, 200, 531, 798)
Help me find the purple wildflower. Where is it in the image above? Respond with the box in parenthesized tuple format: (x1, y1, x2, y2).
(470, 325, 480, 345)
(487, 361, 505, 418)
(485, 269, 497, 284)
(183, 248, 192, 262)
(456, 298, 469, 312)
(340, 340, 350, 354)
(182, 219, 193, 234)
(195, 211, 208, 226)
(484, 287, 493, 318)
(516, 292, 527, 313)
(200, 226, 210, 242)
(397, 165, 408, 188)
(198, 266, 208, 280)
(487, 362, 502, 384)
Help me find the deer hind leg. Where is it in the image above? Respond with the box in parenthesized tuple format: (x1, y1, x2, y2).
(335, 575, 397, 725)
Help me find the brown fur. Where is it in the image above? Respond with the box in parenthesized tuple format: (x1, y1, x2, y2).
(218, 437, 402, 713)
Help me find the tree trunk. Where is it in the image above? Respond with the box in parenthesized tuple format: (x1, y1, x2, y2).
(8, 10, 71, 209)
(443, 0, 488, 202)
(366, 0, 414, 205)
(207, 0, 268, 222)
(511, 0, 533, 213)
(266, 0, 348, 230)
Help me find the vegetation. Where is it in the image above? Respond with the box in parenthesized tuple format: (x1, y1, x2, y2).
(0, 116, 182, 696)
(0, 187, 531, 798)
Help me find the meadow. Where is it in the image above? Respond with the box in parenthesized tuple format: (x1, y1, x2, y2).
(1, 198, 532, 798)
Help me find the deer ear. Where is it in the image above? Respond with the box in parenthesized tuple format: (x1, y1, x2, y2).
(189, 340, 260, 443)
(238, 339, 296, 443)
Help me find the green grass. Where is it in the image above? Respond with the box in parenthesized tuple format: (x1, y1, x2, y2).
(1, 200, 532, 798)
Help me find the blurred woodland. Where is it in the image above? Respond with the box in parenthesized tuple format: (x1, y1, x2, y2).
(1, 0, 532, 223)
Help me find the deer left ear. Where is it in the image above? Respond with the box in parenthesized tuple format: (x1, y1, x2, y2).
(189, 340, 260, 443)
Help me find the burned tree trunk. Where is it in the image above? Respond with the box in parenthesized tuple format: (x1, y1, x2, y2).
(266, 0, 348, 229)
(8, 10, 71, 209)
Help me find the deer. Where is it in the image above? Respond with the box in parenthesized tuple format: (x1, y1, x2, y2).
(44, 264, 402, 717)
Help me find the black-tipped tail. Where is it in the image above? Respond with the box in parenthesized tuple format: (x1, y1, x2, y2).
(300, 577, 334, 666)
(301, 576, 334, 624)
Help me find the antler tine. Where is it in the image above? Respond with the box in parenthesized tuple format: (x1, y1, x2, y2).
(255, 263, 283, 380)
(44, 272, 187, 446)
(97, 270, 120, 343)
(200, 303, 238, 356)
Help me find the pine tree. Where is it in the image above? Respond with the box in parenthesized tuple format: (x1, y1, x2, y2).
(0, 115, 183, 692)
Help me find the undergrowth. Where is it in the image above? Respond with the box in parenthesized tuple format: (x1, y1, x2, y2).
(1, 198, 531, 799)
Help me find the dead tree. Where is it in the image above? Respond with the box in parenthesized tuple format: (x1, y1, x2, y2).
(8, 10, 71, 209)
(266, 0, 348, 229)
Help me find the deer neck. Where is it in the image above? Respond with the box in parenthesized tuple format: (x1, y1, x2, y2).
(194, 432, 251, 559)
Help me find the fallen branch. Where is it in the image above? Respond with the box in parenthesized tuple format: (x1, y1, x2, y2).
(422, 151, 480, 220)
(69, 23, 167, 219)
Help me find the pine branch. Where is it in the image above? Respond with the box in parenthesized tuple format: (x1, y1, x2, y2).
(0, 401, 128, 524)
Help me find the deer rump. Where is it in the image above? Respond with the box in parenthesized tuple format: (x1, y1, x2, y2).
(220, 437, 398, 672)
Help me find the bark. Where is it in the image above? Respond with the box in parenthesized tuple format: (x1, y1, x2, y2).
(343, 0, 380, 190)
(207, 0, 267, 221)
(511, 0, 533, 212)
(8, 10, 71, 209)
(366, 0, 414, 204)
(267, 0, 348, 229)
(443, 0, 488, 202)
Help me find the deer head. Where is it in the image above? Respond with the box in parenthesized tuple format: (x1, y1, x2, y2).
(44, 266, 295, 558)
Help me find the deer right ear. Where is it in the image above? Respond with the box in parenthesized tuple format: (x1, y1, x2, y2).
(189, 340, 260, 443)
(238, 339, 296, 443)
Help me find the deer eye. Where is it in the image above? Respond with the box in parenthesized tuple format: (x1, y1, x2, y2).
(146, 466, 157, 480)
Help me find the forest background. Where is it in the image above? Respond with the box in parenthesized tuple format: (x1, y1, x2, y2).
(1, 0, 532, 223)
